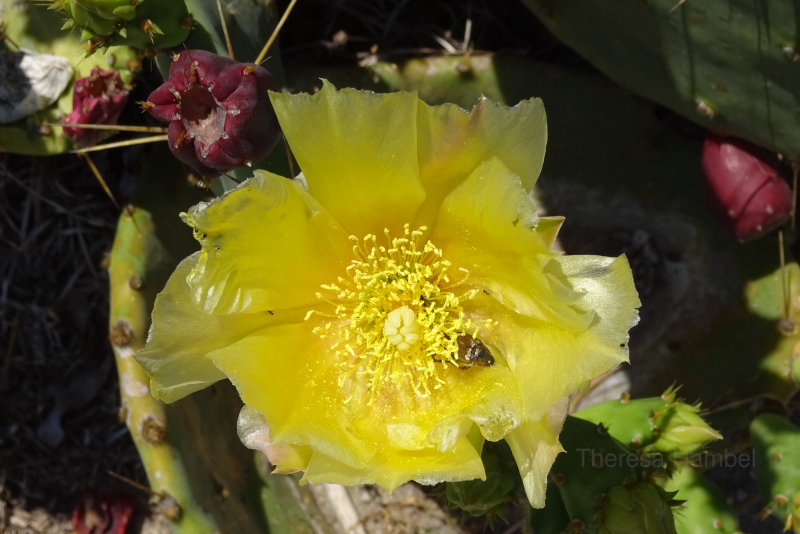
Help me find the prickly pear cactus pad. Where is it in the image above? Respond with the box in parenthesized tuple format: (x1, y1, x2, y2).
(531, 415, 680, 532)
(521, 0, 800, 160)
(665, 466, 741, 534)
(750, 413, 800, 533)
(135, 82, 641, 508)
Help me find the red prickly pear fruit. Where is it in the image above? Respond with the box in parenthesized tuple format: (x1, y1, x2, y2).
(701, 134, 793, 242)
(63, 68, 129, 146)
(72, 489, 136, 534)
(145, 49, 281, 177)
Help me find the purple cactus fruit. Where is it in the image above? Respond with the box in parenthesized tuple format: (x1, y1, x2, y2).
(144, 50, 281, 177)
(63, 68, 129, 146)
(701, 134, 793, 242)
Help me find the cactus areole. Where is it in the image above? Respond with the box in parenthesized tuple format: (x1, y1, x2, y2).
(145, 50, 280, 177)
(701, 134, 792, 242)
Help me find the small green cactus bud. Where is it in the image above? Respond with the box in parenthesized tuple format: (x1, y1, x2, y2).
(575, 388, 721, 458)
(649, 402, 722, 457)
(598, 481, 678, 534)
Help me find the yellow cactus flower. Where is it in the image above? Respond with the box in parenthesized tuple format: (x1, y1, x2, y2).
(136, 81, 640, 508)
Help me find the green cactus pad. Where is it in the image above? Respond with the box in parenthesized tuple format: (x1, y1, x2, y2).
(180, 0, 282, 71)
(545, 416, 677, 531)
(109, 202, 220, 533)
(750, 413, 800, 534)
(519, 0, 800, 160)
(665, 467, 741, 534)
(52, 0, 190, 52)
(598, 481, 678, 534)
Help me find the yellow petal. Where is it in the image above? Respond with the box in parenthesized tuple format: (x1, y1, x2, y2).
(301, 430, 485, 491)
(555, 253, 641, 350)
(417, 96, 547, 192)
(269, 82, 426, 237)
(136, 253, 290, 403)
(208, 322, 378, 468)
(430, 157, 593, 331)
(181, 170, 348, 315)
(536, 216, 565, 249)
(412, 96, 547, 227)
(472, 254, 639, 423)
(214, 318, 522, 465)
(505, 396, 568, 508)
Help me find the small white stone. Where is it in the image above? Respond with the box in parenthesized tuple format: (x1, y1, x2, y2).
(0, 49, 72, 124)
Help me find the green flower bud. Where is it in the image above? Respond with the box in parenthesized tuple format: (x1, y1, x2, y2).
(598, 481, 678, 534)
(651, 403, 722, 457)
(574, 387, 722, 459)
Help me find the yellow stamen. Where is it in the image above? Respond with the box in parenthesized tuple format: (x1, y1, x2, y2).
(309, 224, 487, 404)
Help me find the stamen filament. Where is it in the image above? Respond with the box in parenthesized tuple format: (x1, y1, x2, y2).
(307, 225, 490, 405)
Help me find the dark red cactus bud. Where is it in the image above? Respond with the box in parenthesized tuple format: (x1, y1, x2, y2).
(701, 134, 793, 242)
(64, 68, 129, 146)
(145, 49, 281, 177)
(72, 490, 136, 534)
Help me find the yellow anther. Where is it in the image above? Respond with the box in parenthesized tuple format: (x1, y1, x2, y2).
(307, 225, 490, 404)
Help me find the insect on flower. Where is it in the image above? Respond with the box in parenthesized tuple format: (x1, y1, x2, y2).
(454, 334, 495, 368)
(434, 334, 495, 369)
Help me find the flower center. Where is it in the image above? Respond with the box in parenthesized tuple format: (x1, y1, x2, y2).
(383, 306, 420, 350)
(309, 225, 486, 404)
(178, 85, 226, 153)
